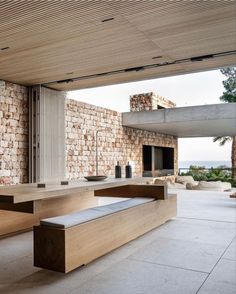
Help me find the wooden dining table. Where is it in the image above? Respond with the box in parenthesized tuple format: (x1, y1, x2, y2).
(0, 177, 148, 236)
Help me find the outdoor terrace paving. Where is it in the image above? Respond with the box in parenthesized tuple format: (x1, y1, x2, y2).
(0, 190, 235, 294)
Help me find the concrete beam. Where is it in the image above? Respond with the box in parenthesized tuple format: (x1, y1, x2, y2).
(122, 103, 236, 138)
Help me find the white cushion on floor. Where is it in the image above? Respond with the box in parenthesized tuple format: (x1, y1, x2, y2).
(40, 197, 154, 229)
(192, 181, 232, 192)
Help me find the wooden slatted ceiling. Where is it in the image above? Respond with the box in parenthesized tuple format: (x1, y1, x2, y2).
(0, 0, 235, 91)
(50, 55, 236, 91)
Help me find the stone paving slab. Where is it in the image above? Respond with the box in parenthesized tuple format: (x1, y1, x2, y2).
(198, 258, 236, 294)
(70, 259, 207, 294)
(129, 236, 226, 273)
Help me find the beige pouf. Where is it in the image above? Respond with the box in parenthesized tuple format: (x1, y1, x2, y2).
(191, 181, 231, 192)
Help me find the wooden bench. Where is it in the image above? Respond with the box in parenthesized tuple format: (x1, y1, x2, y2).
(34, 185, 177, 273)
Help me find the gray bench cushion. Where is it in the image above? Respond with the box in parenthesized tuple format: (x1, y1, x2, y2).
(40, 197, 155, 229)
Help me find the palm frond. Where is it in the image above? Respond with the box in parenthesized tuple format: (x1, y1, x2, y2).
(213, 136, 222, 142)
(213, 136, 232, 146)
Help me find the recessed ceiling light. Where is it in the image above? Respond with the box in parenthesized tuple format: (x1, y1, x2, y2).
(101, 17, 114, 23)
(152, 56, 163, 59)
(1, 46, 10, 51)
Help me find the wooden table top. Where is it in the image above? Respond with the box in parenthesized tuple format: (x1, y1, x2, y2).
(0, 177, 146, 203)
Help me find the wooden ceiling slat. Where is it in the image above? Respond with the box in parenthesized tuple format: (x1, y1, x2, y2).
(0, 0, 235, 90)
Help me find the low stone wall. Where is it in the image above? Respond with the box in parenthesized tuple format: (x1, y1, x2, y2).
(0, 81, 28, 185)
(65, 98, 178, 179)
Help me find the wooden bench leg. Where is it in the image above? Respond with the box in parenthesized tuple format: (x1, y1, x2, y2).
(34, 226, 66, 273)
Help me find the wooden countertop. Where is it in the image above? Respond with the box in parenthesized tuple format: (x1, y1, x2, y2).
(0, 177, 147, 203)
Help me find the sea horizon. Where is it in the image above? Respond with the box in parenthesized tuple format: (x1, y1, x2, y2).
(179, 160, 231, 169)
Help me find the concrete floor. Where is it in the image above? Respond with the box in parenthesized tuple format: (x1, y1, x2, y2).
(0, 190, 235, 294)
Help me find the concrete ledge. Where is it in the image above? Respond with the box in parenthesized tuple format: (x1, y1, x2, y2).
(122, 103, 236, 137)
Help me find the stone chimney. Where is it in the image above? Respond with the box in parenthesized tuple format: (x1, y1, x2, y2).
(130, 92, 176, 112)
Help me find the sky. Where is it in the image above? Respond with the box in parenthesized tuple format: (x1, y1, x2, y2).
(68, 69, 231, 163)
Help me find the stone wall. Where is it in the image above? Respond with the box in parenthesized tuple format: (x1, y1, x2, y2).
(0, 81, 178, 184)
(65, 98, 178, 179)
(130, 92, 176, 111)
(0, 81, 29, 185)
(232, 136, 236, 180)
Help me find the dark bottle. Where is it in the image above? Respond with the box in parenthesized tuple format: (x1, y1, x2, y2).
(125, 161, 132, 178)
(115, 161, 122, 178)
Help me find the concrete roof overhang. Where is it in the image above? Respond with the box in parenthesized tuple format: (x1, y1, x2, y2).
(0, 1, 235, 91)
(122, 103, 236, 138)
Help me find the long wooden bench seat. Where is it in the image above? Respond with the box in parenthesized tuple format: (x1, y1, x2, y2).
(34, 194, 177, 273)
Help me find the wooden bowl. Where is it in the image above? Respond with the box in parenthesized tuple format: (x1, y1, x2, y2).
(84, 176, 107, 181)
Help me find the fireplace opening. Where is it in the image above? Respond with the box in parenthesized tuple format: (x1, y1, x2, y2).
(143, 145, 174, 177)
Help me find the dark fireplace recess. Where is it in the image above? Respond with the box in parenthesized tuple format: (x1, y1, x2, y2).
(143, 145, 174, 177)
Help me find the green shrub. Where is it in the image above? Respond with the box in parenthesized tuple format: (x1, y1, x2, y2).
(180, 165, 235, 187)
